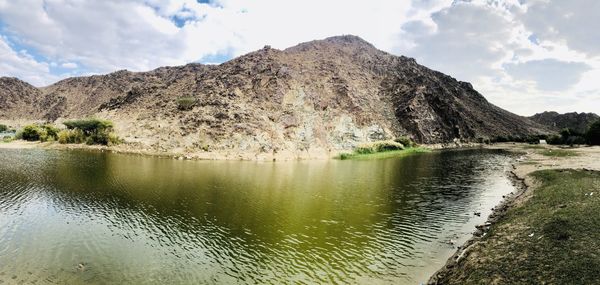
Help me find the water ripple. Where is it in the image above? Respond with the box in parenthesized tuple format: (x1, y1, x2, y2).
(0, 148, 516, 284)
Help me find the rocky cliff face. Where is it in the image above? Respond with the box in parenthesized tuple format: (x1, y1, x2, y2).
(0, 35, 549, 158)
(529, 111, 599, 134)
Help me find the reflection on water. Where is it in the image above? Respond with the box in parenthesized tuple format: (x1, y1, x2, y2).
(0, 148, 515, 284)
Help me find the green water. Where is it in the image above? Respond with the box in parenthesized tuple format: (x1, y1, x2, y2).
(0, 148, 515, 284)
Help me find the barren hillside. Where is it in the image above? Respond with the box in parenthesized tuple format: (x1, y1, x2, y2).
(0, 35, 549, 158)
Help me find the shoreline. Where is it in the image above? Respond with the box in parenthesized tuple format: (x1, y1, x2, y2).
(0, 139, 488, 161)
(428, 144, 600, 284)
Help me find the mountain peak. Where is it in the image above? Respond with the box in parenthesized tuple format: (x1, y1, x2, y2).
(284, 34, 378, 54)
(322, 35, 373, 46)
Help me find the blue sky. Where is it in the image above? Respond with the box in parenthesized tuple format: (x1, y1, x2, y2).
(0, 0, 599, 115)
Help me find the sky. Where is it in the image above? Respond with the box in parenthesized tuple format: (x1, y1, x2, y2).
(0, 0, 599, 116)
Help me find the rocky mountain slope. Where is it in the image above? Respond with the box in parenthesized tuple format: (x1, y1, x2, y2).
(529, 111, 599, 134)
(0, 35, 549, 158)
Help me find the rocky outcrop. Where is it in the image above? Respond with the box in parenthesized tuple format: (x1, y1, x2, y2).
(529, 111, 599, 134)
(0, 35, 549, 157)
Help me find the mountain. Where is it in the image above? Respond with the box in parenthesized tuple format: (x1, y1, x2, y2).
(0, 35, 549, 158)
(529, 111, 599, 134)
(0, 77, 43, 120)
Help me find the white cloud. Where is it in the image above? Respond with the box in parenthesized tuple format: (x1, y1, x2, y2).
(60, 62, 78, 69)
(395, 0, 600, 115)
(0, 36, 57, 86)
(504, 59, 591, 91)
(520, 0, 600, 57)
(0, 0, 413, 74)
(0, 0, 598, 115)
(399, 2, 518, 81)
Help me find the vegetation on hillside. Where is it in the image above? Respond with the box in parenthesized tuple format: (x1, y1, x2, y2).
(0, 124, 7, 132)
(176, 96, 196, 111)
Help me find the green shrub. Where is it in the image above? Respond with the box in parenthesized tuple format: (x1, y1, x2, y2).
(587, 120, 600, 145)
(177, 96, 196, 111)
(107, 132, 122, 146)
(394, 136, 416, 147)
(492, 135, 509, 143)
(57, 129, 85, 144)
(0, 124, 7, 132)
(21, 125, 45, 141)
(19, 124, 62, 142)
(62, 118, 118, 145)
(2, 136, 13, 143)
(355, 140, 405, 154)
(355, 145, 376, 155)
(57, 130, 68, 144)
(43, 124, 60, 139)
(547, 134, 562, 145)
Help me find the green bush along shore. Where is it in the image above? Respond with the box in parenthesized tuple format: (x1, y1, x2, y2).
(15, 118, 121, 146)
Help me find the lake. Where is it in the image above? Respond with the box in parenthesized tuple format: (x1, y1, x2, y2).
(0, 148, 515, 284)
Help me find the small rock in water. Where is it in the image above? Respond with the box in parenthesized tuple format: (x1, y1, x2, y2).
(528, 233, 534, 237)
(77, 263, 85, 271)
(473, 212, 481, 216)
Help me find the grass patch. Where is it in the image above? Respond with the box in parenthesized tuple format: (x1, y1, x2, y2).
(338, 146, 430, 160)
(439, 169, 600, 284)
(537, 149, 579, 157)
(519, 161, 540, 165)
(522, 144, 545, 149)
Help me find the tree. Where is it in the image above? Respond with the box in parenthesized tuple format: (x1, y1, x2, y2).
(586, 120, 600, 145)
(63, 118, 113, 135)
